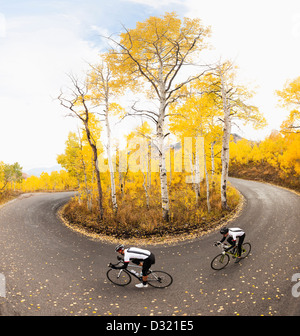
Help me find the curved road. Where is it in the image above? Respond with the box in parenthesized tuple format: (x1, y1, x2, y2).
(0, 178, 299, 316)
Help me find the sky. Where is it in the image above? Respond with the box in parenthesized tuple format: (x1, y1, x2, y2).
(0, 0, 300, 171)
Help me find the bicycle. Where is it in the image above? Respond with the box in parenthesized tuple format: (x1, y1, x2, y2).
(211, 241, 251, 270)
(107, 256, 173, 288)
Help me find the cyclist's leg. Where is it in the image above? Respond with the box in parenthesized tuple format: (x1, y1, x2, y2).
(226, 237, 236, 253)
(141, 253, 155, 284)
(237, 234, 245, 257)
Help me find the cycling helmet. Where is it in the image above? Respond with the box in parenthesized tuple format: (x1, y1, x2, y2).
(115, 244, 125, 252)
(220, 227, 229, 234)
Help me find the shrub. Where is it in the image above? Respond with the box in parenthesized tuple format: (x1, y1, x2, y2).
(62, 175, 240, 240)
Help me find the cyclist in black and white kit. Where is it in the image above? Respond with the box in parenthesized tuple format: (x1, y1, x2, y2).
(113, 244, 155, 288)
(218, 227, 245, 263)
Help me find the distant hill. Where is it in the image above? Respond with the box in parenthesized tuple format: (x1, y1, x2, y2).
(231, 133, 244, 143)
(25, 165, 64, 177)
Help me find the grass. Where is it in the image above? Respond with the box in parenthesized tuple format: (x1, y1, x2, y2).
(230, 162, 300, 193)
(61, 177, 241, 240)
(0, 190, 22, 206)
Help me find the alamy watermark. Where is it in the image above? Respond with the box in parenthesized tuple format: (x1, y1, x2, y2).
(0, 13, 6, 38)
(292, 273, 300, 298)
(97, 136, 205, 184)
(0, 273, 5, 298)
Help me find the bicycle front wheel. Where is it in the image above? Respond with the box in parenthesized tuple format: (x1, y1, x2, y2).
(147, 271, 173, 288)
(240, 242, 251, 258)
(106, 269, 132, 286)
(211, 253, 230, 270)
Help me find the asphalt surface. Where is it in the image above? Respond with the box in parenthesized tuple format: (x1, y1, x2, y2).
(0, 178, 299, 316)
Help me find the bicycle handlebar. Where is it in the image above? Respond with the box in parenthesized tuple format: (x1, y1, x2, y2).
(108, 256, 145, 269)
(213, 242, 230, 252)
(108, 257, 124, 268)
(214, 241, 227, 247)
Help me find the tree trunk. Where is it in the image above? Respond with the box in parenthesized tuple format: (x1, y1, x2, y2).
(220, 70, 231, 210)
(105, 110, 118, 213)
(84, 121, 104, 220)
(142, 171, 150, 210)
(147, 141, 151, 190)
(210, 141, 216, 177)
(220, 121, 231, 210)
(204, 150, 211, 213)
(194, 142, 201, 203)
(78, 130, 92, 211)
(157, 65, 170, 221)
(157, 129, 170, 221)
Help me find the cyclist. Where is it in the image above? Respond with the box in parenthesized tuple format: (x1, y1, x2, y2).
(218, 227, 245, 263)
(113, 244, 155, 288)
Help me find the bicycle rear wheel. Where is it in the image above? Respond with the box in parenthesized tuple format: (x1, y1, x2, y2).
(147, 271, 173, 288)
(106, 269, 132, 286)
(211, 253, 230, 270)
(240, 242, 251, 258)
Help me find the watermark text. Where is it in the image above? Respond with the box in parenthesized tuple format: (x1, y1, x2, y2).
(97, 136, 205, 184)
(292, 273, 300, 298)
(0, 273, 5, 298)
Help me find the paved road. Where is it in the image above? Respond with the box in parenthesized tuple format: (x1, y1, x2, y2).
(0, 178, 299, 316)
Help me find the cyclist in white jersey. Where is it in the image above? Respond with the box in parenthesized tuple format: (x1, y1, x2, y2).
(113, 245, 155, 288)
(218, 227, 245, 263)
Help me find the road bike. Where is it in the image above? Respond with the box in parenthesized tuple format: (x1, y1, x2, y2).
(107, 257, 173, 288)
(211, 241, 251, 270)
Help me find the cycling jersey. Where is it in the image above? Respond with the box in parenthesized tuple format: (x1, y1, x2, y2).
(114, 247, 155, 276)
(227, 228, 245, 242)
(220, 227, 245, 257)
(123, 247, 151, 263)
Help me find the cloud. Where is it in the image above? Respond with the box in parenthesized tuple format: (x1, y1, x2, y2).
(124, 0, 184, 9)
(2, 0, 300, 168)
(182, 0, 300, 139)
(0, 12, 6, 38)
(0, 12, 100, 168)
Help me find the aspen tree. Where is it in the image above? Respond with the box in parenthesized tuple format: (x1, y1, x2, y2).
(88, 60, 124, 213)
(211, 61, 266, 209)
(169, 78, 222, 211)
(106, 12, 211, 221)
(58, 75, 104, 220)
(218, 63, 232, 210)
(276, 76, 300, 133)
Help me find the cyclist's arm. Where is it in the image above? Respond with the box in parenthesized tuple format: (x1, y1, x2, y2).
(220, 236, 226, 243)
(225, 240, 236, 251)
(113, 250, 130, 269)
(131, 258, 142, 265)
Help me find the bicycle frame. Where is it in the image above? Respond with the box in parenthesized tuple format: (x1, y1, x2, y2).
(215, 242, 238, 257)
(110, 259, 153, 282)
(125, 265, 143, 280)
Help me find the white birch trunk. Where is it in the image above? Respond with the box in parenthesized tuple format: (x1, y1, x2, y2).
(105, 109, 118, 213)
(157, 126, 170, 221)
(203, 150, 211, 213)
(187, 151, 197, 203)
(147, 141, 151, 190)
(140, 141, 150, 210)
(210, 141, 216, 177)
(157, 64, 170, 221)
(142, 171, 150, 210)
(220, 69, 231, 210)
(194, 143, 201, 202)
